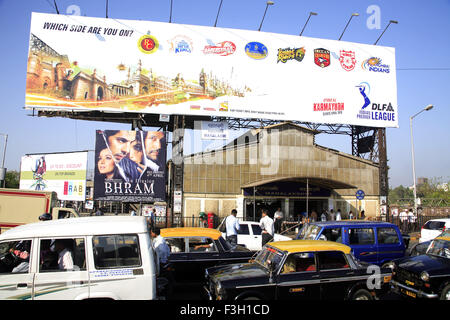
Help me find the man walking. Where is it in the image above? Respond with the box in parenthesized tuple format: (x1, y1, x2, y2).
(225, 209, 240, 249)
(274, 207, 283, 234)
(260, 209, 274, 247)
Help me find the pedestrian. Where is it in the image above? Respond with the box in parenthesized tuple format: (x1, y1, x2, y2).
(260, 209, 274, 247)
(349, 211, 354, 220)
(130, 209, 137, 216)
(225, 209, 240, 249)
(321, 210, 327, 222)
(311, 210, 317, 222)
(407, 208, 415, 232)
(150, 227, 170, 267)
(95, 207, 104, 216)
(150, 208, 156, 229)
(399, 209, 408, 232)
(336, 209, 342, 221)
(329, 209, 336, 221)
(274, 207, 283, 234)
(360, 210, 366, 220)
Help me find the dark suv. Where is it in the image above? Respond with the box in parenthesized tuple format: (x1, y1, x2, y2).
(295, 221, 409, 266)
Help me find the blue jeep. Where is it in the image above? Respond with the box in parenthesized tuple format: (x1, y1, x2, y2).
(295, 221, 410, 266)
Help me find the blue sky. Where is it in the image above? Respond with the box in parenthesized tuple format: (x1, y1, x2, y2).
(0, 0, 449, 188)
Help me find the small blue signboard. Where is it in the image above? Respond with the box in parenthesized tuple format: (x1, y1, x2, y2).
(356, 189, 365, 200)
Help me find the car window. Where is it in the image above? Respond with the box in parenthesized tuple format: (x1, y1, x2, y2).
(427, 239, 450, 258)
(298, 224, 321, 240)
(238, 224, 250, 235)
(93, 234, 141, 269)
(317, 251, 350, 270)
(377, 228, 400, 245)
(165, 237, 186, 253)
(424, 221, 446, 230)
(39, 238, 86, 272)
(251, 224, 262, 235)
(348, 228, 375, 245)
(281, 252, 316, 274)
(188, 237, 217, 253)
(321, 228, 342, 243)
(0, 240, 32, 274)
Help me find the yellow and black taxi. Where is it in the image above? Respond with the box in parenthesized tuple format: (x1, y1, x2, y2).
(204, 240, 392, 300)
(161, 227, 253, 285)
(389, 236, 450, 300)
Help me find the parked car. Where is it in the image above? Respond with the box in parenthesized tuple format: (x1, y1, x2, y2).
(295, 221, 409, 266)
(218, 220, 292, 251)
(389, 236, 450, 300)
(0, 216, 160, 300)
(204, 240, 392, 300)
(161, 227, 254, 286)
(419, 218, 450, 243)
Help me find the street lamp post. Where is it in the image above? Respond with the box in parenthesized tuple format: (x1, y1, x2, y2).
(0, 134, 7, 188)
(214, 0, 224, 27)
(374, 20, 398, 45)
(258, 1, 274, 31)
(410, 104, 434, 215)
(338, 13, 359, 41)
(299, 12, 318, 36)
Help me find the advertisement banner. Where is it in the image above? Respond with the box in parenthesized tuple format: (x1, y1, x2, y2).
(25, 12, 398, 128)
(94, 130, 166, 202)
(19, 151, 88, 201)
(201, 121, 229, 140)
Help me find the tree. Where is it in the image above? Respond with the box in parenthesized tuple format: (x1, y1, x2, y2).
(4, 170, 19, 188)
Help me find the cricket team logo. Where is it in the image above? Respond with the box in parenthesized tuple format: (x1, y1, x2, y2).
(314, 48, 330, 68)
(169, 35, 193, 55)
(277, 47, 306, 63)
(203, 41, 236, 56)
(339, 50, 356, 71)
(138, 35, 159, 54)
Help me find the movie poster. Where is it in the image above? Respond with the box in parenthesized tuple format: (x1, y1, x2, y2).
(93, 130, 166, 201)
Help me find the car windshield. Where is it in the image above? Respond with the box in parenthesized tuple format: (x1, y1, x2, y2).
(298, 224, 321, 240)
(254, 245, 285, 271)
(426, 239, 450, 258)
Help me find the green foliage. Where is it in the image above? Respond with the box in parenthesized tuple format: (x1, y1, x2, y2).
(4, 170, 19, 188)
(389, 177, 449, 206)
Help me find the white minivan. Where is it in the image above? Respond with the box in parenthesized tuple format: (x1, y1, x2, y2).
(0, 216, 159, 300)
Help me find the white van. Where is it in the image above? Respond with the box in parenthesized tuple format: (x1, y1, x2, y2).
(420, 218, 450, 243)
(0, 216, 159, 300)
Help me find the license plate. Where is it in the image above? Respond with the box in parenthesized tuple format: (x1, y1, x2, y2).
(401, 288, 416, 298)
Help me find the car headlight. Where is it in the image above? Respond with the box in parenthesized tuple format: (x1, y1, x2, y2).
(384, 262, 396, 271)
(420, 271, 430, 282)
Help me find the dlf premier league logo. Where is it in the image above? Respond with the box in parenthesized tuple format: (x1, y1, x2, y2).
(356, 82, 395, 122)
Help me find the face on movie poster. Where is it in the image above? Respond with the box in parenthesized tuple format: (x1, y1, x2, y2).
(94, 130, 166, 201)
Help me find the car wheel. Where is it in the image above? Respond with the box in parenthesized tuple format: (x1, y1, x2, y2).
(351, 289, 373, 301)
(440, 284, 450, 300)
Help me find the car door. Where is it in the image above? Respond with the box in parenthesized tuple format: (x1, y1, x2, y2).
(346, 227, 378, 265)
(236, 223, 253, 249)
(33, 237, 89, 300)
(164, 237, 190, 283)
(376, 227, 404, 265)
(316, 251, 355, 300)
(186, 237, 220, 283)
(276, 252, 321, 300)
(0, 239, 34, 300)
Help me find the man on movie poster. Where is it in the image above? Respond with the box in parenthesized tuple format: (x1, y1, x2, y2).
(94, 130, 166, 202)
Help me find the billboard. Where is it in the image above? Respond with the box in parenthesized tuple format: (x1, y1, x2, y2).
(25, 12, 398, 128)
(94, 130, 166, 202)
(19, 151, 88, 201)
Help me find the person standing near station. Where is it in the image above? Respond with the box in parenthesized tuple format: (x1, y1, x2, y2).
(274, 207, 283, 233)
(329, 209, 335, 221)
(260, 209, 274, 247)
(336, 209, 342, 221)
(225, 209, 240, 249)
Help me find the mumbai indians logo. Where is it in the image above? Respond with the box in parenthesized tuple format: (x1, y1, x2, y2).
(277, 47, 305, 63)
(169, 35, 193, 55)
(362, 57, 390, 73)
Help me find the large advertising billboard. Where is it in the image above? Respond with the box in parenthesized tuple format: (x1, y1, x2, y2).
(25, 12, 398, 128)
(19, 151, 88, 201)
(94, 130, 166, 202)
